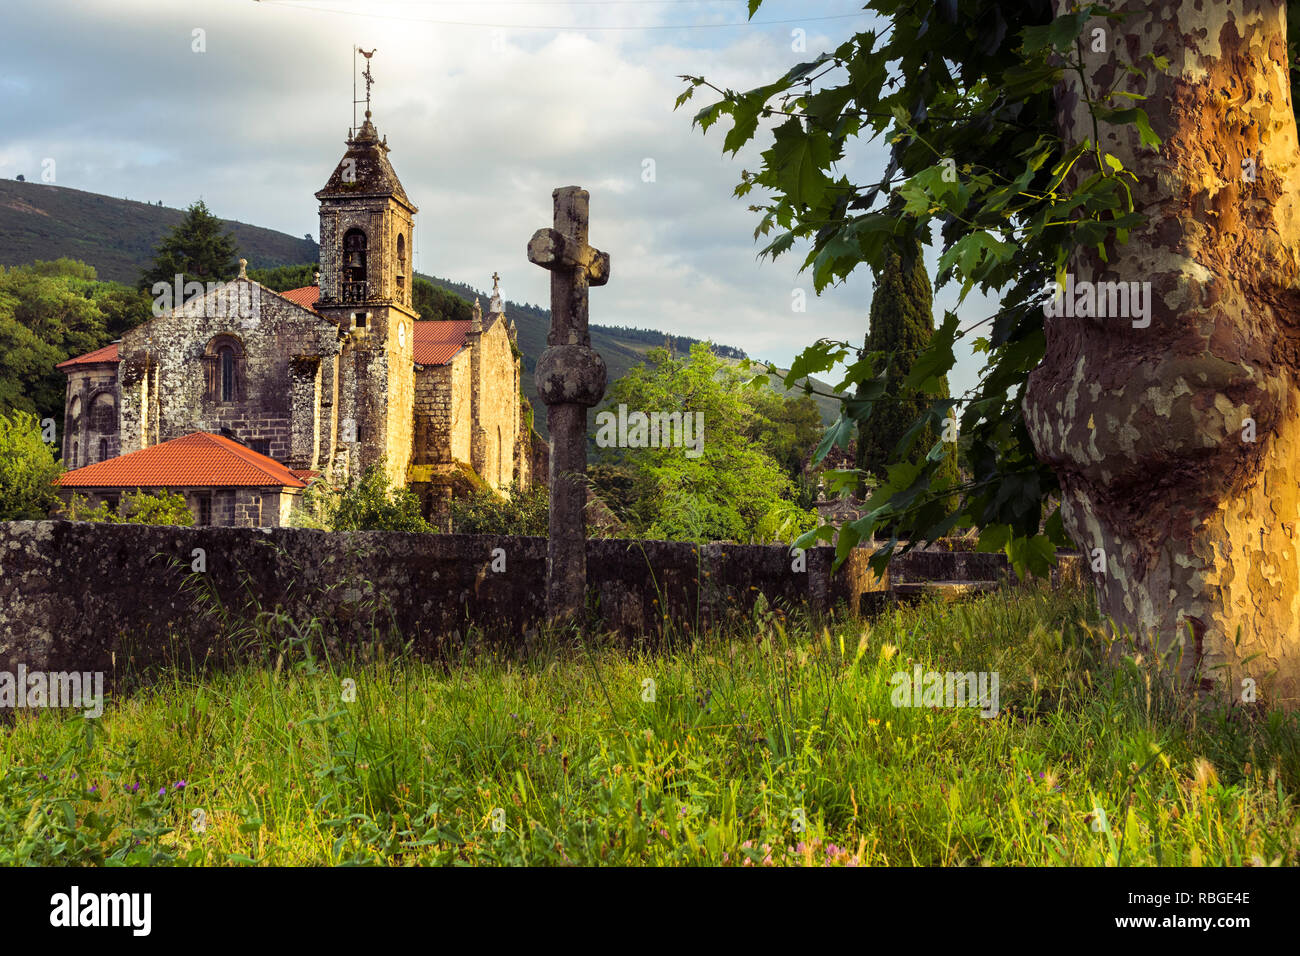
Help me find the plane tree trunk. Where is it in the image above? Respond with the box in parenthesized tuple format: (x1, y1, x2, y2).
(1024, 0, 1300, 706)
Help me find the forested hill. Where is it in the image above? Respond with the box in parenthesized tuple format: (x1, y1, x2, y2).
(0, 179, 317, 283)
(0, 178, 838, 431)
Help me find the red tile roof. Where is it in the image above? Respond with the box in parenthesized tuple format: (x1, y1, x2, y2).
(279, 285, 320, 312)
(57, 432, 309, 489)
(57, 343, 120, 370)
(414, 320, 469, 365)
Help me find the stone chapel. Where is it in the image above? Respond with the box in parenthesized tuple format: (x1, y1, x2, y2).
(55, 108, 535, 526)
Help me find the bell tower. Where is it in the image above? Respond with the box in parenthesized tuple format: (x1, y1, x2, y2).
(315, 50, 419, 488)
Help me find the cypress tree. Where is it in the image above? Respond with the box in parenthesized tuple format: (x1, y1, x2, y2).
(138, 200, 240, 291)
(856, 235, 959, 499)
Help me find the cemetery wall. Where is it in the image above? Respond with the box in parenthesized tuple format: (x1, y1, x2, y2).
(0, 521, 886, 680)
(0, 521, 1081, 683)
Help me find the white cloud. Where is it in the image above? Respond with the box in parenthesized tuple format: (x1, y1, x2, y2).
(0, 0, 994, 400)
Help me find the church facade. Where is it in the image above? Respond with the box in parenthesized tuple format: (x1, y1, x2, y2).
(56, 110, 534, 526)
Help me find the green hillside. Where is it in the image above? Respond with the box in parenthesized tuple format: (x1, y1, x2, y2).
(0, 179, 317, 284)
(0, 178, 839, 435)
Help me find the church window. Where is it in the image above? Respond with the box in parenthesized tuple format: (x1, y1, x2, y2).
(219, 346, 236, 402)
(98, 438, 108, 462)
(204, 335, 244, 403)
(354, 312, 368, 330)
(70, 441, 78, 468)
(396, 233, 406, 296)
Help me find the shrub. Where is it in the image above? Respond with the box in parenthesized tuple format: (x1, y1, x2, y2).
(449, 482, 547, 536)
(0, 410, 62, 520)
(61, 489, 195, 526)
(329, 464, 431, 533)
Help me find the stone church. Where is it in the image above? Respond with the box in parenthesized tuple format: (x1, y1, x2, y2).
(56, 109, 534, 526)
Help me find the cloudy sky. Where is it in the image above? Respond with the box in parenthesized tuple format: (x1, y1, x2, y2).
(0, 0, 992, 397)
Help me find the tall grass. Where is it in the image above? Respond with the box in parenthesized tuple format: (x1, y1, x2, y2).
(1, 584, 1296, 866)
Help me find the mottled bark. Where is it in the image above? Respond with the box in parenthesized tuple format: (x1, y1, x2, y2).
(1025, 1, 1300, 706)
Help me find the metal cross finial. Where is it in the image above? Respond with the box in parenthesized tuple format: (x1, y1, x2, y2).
(353, 47, 377, 131)
(359, 48, 375, 116)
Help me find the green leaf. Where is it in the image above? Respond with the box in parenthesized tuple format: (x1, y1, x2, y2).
(1006, 533, 1057, 580)
(812, 414, 855, 465)
(763, 118, 834, 208)
(902, 311, 959, 392)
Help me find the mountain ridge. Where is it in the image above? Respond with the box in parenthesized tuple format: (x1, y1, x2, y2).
(0, 178, 841, 432)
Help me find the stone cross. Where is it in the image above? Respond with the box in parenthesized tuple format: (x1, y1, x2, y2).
(528, 186, 609, 624)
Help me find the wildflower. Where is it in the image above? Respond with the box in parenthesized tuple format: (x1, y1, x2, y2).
(158, 788, 166, 798)
(174, 780, 187, 791)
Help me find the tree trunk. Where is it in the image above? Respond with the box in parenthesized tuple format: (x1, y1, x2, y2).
(1024, 0, 1300, 707)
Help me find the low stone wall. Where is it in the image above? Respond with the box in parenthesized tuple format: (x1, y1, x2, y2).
(0, 522, 1082, 681)
(889, 548, 1083, 588)
(0, 522, 887, 679)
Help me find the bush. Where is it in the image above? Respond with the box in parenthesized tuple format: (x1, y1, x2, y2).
(61, 489, 195, 526)
(0, 410, 62, 520)
(329, 464, 431, 533)
(449, 483, 547, 536)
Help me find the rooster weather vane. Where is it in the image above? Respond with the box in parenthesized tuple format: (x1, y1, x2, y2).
(353, 46, 377, 133)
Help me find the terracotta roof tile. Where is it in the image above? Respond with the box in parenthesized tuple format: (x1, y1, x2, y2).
(57, 343, 119, 370)
(279, 285, 321, 312)
(57, 432, 309, 489)
(414, 320, 469, 366)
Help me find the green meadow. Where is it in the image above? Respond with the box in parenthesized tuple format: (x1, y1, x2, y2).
(2, 584, 1297, 866)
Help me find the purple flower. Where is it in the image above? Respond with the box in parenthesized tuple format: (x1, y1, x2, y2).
(174, 780, 187, 791)
(88, 785, 97, 793)
(158, 787, 166, 798)
(126, 782, 139, 794)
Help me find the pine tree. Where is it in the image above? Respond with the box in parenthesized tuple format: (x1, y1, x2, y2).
(138, 200, 240, 291)
(855, 236, 959, 498)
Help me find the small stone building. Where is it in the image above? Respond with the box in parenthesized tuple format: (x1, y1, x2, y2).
(54, 431, 314, 527)
(56, 108, 534, 526)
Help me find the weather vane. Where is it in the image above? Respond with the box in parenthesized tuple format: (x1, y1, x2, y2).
(352, 46, 376, 133)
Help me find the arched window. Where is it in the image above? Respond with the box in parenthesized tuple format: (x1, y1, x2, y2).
(71, 440, 78, 468)
(97, 438, 108, 462)
(219, 346, 236, 402)
(396, 233, 406, 297)
(343, 229, 368, 283)
(204, 335, 244, 402)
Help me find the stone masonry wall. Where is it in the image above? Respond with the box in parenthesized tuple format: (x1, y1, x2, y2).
(0, 522, 895, 683)
(117, 281, 341, 465)
(63, 365, 121, 467)
(475, 318, 522, 490)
